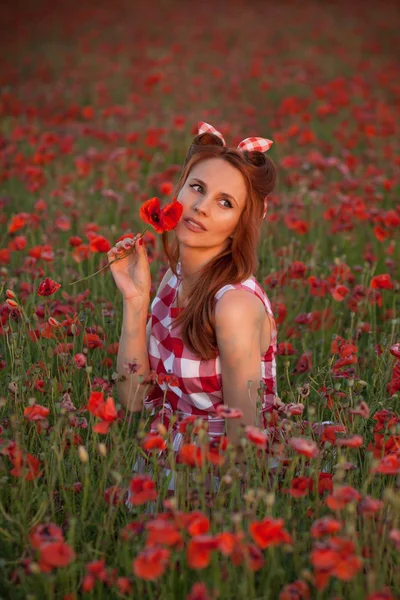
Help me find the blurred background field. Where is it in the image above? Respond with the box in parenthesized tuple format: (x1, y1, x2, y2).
(0, 1, 399, 598)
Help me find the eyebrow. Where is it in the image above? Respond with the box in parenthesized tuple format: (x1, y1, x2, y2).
(190, 177, 238, 206)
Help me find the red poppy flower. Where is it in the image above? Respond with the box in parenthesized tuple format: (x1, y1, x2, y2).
(10, 452, 42, 480)
(311, 516, 342, 538)
(215, 405, 243, 419)
(292, 351, 313, 374)
(245, 426, 268, 448)
(187, 535, 219, 569)
(373, 454, 400, 475)
(358, 496, 383, 516)
(141, 432, 167, 452)
(177, 443, 205, 467)
(311, 537, 362, 589)
(389, 343, 400, 359)
(37, 278, 61, 296)
(279, 580, 310, 600)
(38, 541, 76, 572)
(277, 342, 297, 355)
(89, 235, 111, 253)
(285, 476, 314, 497)
(129, 474, 158, 505)
(349, 401, 370, 418)
(288, 437, 319, 458)
(24, 404, 50, 421)
(326, 485, 362, 510)
(139, 197, 183, 234)
(187, 582, 212, 600)
(132, 546, 170, 580)
(146, 519, 182, 547)
(8, 212, 30, 234)
(249, 517, 293, 549)
(30, 523, 64, 549)
(186, 513, 210, 537)
(331, 284, 350, 302)
(335, 434, 363, 448)
(370, 274, 393, 290)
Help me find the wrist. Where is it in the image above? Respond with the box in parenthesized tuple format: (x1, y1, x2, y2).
(123, 295, 150, 311)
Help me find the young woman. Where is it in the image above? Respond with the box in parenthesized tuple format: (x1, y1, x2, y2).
(108, 122, 280, 492)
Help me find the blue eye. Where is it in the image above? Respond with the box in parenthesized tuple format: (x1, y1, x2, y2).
(190, 183, 203, 193)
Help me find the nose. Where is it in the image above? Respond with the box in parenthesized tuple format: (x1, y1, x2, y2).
(192, 195, 210, 216)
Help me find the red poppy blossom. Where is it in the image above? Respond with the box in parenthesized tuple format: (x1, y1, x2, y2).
(38, 541, 76, 572)
(288, 437, 319, 458)
(141, 432, 167, 452)
(129, 474, 158, 505)
(331, 284, 350, 302)
(373, 454, 400, 475)
(389, 343, 400, 359)
(89, 235, 111, 253)
(24, 404, 50, 421)
(139, 197, 183, 234)
(370, 274, 393, 290)
(37, 278, 61, 296)
(285, 476, 314, 497)
(30, 523, 64, 549)
(279, 580, 310, 600)
(249, 517, 292, 549)
(358, 496, 384, 516)
(186, 535, 219, 569)
(10, 452, 42, 480)
(311, 516, 342, 538)
(215, 404, 243, 419)
(311, 537, 362, 589)
(187, 582, 213, 600)
(132, 546, 170, 580)
(326, 485, 362, 510)
(177, 443, 205, 467)
(8, 212, 30, 234)
(245, 426, 268, 448)
(145, 519, 182, 548)
(335, 434, 364, 448)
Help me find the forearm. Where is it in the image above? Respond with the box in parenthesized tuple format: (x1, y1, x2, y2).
(225, 382, 259, 447)
(116, 296, 150, 412)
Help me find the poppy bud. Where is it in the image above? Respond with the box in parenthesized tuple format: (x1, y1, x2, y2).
(78, 445, 89, 463)
(5, 298, 19, 310)
(48, 317, 62, 328)
(6, 289, 17, 299)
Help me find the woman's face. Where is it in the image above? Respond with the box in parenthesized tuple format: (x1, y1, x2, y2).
(174, 157, 248, 252)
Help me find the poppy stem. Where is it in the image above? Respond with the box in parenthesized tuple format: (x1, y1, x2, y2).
(69, 226, 150, 286)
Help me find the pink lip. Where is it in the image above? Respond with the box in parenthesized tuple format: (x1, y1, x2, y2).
(183, 217, 207, 231)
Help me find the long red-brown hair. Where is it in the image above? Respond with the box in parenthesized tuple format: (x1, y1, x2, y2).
(161, 131, 277, 360)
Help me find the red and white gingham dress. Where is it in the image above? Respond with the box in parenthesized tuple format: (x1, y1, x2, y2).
(143, 262, 278, 451)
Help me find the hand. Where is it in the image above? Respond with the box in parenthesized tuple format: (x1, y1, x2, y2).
(107, 234, 151, 301)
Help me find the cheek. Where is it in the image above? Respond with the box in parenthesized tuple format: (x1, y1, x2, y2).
(177, 188, 190, 204)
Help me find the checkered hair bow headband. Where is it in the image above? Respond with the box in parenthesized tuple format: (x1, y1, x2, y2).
(197, 121, 273, 219)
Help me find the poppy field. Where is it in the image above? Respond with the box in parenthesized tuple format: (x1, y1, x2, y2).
(1, 1, 400, 598)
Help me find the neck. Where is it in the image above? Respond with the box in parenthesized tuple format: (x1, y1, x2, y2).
(178, 241, 230, 293)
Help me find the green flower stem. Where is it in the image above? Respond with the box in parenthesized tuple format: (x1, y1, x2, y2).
(69, 225, 150, 286)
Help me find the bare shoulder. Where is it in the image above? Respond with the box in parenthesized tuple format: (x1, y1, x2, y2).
(215, 289, 265, 329)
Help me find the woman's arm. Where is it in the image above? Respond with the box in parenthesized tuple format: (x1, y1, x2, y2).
(214, 290, 271, 446)
(116, 296, 151, 412)
(116, 268, 172, 412)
